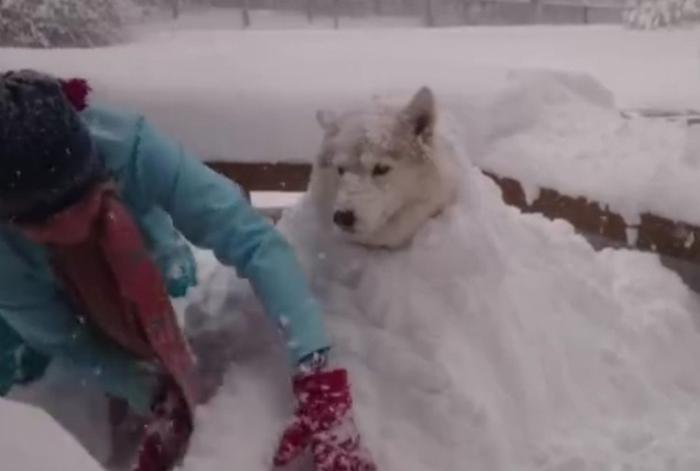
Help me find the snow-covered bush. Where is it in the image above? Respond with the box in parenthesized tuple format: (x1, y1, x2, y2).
(623, 0, 700, 29)
(0, 0, 124, 48)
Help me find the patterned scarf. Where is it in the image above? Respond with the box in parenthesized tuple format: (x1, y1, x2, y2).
(20, 183, 200, 410)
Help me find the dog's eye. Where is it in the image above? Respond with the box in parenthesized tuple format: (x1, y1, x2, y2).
(372, 164, 391, 177)
(337, 167, 346, 176)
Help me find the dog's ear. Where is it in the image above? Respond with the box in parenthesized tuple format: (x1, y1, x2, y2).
(316, 109, 339, 136)
(400, 87, 436, 143)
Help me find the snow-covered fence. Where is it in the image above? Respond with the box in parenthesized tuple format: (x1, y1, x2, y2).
(235, 0, 625, 26)
(462, 0, 625, 25)
(485, 171, 700, 262)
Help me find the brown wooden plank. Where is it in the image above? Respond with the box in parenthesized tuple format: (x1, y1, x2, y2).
(485, 171, 700, 264)
(484, 171, 629, 243)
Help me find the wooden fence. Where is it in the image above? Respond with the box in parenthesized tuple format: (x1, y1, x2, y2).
(232, 0, 626, 27)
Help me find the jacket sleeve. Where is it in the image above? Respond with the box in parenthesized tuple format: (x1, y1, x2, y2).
(0, 236, 158, 413)
(139, 207, 198, 298)
(131, 117, 331, 363)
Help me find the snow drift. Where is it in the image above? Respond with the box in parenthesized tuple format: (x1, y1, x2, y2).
(0, 396, 104, 471)
(181, 107, 700, 471)
(468, 69, 700, 226)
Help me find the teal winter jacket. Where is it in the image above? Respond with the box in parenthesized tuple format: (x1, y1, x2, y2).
(0, 105, 330, 412)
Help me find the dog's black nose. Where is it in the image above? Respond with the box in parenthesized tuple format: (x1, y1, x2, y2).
(333, 210, 356, 229)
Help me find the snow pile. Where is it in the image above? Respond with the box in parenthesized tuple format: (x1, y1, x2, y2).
(469, 69, 700, 226)
(181, 119, 700, 470)
(0, 398, 104, 471)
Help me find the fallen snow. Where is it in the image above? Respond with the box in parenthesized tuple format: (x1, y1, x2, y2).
(466, 69, 700, 226)
(251, 191, 303, 209)
(180, 120, 700, 471)
(0, 398, 104, 471)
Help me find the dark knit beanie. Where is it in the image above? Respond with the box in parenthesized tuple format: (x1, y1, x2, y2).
(0, 70, 103, 224)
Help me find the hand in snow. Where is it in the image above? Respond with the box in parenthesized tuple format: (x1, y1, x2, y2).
(274, 369, 377, 471)
(132, 380, 192, 471)
(156, 241, 198, 299)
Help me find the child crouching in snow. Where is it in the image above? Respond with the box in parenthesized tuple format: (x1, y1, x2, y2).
(0, 69, 376, 471)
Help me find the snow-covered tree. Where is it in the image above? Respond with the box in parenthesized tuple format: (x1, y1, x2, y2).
(0, 0, 124, 48)
(623, 0, 700, 29)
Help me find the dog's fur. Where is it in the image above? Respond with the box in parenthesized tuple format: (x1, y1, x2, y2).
(309, 87, 460, 249)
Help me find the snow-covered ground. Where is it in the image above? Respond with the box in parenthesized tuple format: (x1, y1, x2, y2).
(0, 399, 103, 471)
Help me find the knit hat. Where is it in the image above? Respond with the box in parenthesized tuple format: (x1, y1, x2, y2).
(0, 70, 103, 224)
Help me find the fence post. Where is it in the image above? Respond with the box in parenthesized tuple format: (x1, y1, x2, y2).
(241, 0, 251, 28)
(424, 0, 435, 26)
(306, 0, 314, 23)
(333, 0, 340, 28)
(462, 0, 476, 23)
(479, 0, 490, 23)
(171, 0, 180, 19)
(532, 0, 543, 22)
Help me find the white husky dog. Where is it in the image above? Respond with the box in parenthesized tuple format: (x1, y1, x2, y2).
(309, 87, 460, 248)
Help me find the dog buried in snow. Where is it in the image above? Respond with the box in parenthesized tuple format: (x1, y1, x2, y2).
(185, 81, 700, 470)
(183, 86, 461, 395)
(309, 86, 460, 248)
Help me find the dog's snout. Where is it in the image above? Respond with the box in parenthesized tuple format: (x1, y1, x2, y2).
(333, 210, 356, 230)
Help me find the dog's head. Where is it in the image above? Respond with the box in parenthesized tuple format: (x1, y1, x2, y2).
(311, 87, 447, 247)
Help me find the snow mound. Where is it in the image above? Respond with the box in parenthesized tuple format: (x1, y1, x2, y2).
(0, 398, 104, 471)
(470, 70, 698, 226)
(182, 116, 700, 471)
(475, 69, 615, 139)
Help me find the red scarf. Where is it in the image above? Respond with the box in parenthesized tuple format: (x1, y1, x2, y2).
(20, 183, 200, 410)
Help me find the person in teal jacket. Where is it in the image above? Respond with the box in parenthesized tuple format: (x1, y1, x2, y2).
(0, 70, 376, 471)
